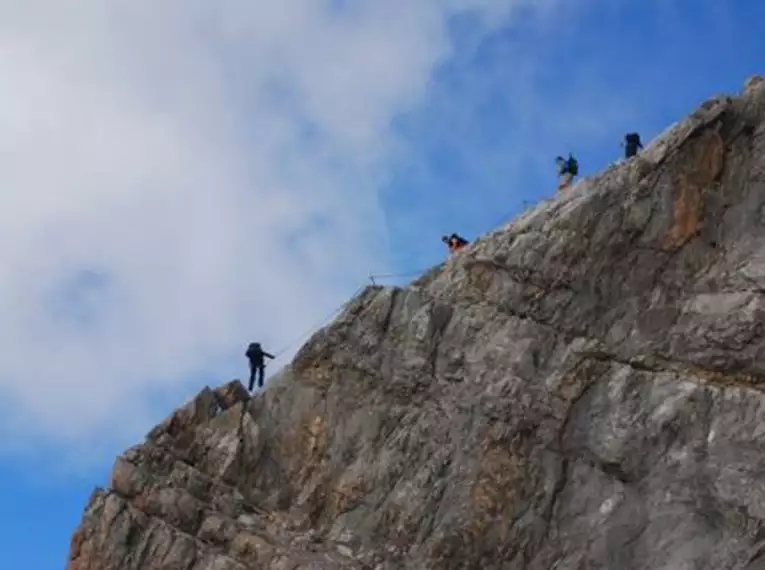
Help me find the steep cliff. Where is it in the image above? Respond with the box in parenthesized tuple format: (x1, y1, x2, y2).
(67, 76, 765, 570)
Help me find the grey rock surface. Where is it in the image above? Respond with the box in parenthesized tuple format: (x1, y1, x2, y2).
(68, 76, 765, 569)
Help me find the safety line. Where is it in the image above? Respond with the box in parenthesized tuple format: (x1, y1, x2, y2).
(485, 199, 536, 232)
(268, 195, 544, 361)
(367, 268, 430, 284)
(270, 285, 366, 358)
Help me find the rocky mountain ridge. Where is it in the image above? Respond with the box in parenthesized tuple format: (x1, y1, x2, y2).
(67, 75, 765, 570)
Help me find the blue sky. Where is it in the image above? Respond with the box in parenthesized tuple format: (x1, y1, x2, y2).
(1, 1, 764, 568)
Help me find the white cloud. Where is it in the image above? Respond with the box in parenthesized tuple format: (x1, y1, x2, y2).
(0, 0, 560, 456)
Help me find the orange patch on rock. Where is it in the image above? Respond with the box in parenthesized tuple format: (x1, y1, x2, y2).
(663, 130, 725, 251)
(663, 173, 704, 250)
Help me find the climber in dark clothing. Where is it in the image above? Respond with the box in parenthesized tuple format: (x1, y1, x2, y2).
(623, 132, 643, 159)
(556, 154, 579, 192)
(442, 233, 469, 254)
(246, 342, 274, 391)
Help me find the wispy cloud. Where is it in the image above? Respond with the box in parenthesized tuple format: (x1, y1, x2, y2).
(0, 0, 577, 459)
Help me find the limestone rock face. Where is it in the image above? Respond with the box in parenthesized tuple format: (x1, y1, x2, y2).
(67, 77, 765, 569)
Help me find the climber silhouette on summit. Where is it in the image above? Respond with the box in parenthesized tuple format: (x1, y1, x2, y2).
(556, 154, 579, 192)
(246, 342, 274, 391)
(623, 132, 643, 159)
(442, 233, 469, 254)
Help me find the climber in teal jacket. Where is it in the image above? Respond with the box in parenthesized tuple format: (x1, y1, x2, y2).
(556, 154, 579, 192)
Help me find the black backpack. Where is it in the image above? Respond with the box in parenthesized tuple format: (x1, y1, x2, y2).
(625, 133, 640, 145)
(567, 155, 579, 176)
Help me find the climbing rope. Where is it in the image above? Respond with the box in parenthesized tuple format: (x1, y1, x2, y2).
(267, 195, 544, 362)
(367, 268, 430, 285)
(268, 268, 431, 360)
(270, 285, 366, 358)
(486, 199, 536, 231)
(267, 264, 436, 361)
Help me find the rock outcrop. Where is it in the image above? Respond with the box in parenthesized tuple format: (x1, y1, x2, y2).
(67, 76, 765, 570)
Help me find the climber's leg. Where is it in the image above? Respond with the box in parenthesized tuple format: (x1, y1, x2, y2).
(557, 172, 573, 192)
(257, 365, 265, 388)
(248, 363, 256, 392)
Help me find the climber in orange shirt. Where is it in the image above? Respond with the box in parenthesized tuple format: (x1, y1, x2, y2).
(442, 233, 469, 254)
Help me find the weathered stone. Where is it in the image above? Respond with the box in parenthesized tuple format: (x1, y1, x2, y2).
(197, 513, 237, 546)
(67, 77, 765, 569)
(743, 75, 765, 94)
(215, 380, 251, 411)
